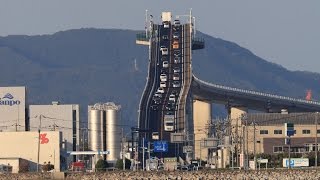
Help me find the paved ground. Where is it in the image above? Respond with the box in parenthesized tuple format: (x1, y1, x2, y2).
(0, 169, 319, 179)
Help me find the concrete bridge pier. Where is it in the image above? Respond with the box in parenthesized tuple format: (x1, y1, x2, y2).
(193, 100, 212, 161)
(229, 106, 248, 168)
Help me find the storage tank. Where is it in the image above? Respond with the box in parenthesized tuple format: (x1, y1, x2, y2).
(104, 102, 121, 163)
(88, 108, 103, 152)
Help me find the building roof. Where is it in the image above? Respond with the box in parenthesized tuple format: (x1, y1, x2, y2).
(246, 112, 319, 126)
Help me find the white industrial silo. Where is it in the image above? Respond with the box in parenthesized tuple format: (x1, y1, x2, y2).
(88, 106, 104, 152)
(104, 102, 121, 163)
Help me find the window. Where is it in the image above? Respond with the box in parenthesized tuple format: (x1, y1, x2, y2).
(273, 146, 283, 153)
(317, 130, 320, 134)
(260, 130, 268, 135)
(302, 129, 311, 134)
(274, 130, 282, 135)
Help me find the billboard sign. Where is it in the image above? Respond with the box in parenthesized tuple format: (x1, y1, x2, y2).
(154, 141, 168, 152)
(283, 158, 309, 167)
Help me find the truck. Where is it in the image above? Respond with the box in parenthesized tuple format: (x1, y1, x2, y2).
(164, 114, 175, 131)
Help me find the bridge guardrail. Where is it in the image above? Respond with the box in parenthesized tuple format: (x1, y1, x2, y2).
(192, 75, 320, 106)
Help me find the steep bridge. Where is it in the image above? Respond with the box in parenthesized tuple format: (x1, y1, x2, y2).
(136, 12, 320, 158)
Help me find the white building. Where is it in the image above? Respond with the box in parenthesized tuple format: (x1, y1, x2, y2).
(0, 87, 27, 132)
(0, 131, 62, 172)
(29, 102, 80, 164)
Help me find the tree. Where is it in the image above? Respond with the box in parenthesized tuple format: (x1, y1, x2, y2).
(115, 158, 131, 170)
(95, 159, 108, 172)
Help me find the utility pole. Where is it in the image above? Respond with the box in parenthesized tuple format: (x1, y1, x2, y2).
(253, 121, 257, 170)
(37, 115, 42, 172)
(315, 112, 318, 168)
(142, 137, 145, 171)
(122, 129, 126, 170)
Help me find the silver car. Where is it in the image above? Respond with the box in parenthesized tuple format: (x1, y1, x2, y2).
(172, 81, 181, 88)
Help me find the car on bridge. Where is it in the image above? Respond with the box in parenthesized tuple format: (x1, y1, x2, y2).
(173, 67, 180, 73)
(173, 32, 179, 39)
(174, 57, 180, 64)
(163, 21, 169, 28)
(160, 74, 167, 81)
(160, 46, 168, 55)
(172, 81, 181, 88)
(169, 94, 176, 102)
(154, 92, 162, 98)
(173, 50, 181, 57)
(157, 87, 165, 93)
(163, 61, 169, 68)
(162, 35, 168, 40)
(160, 81, 166, 88)
(173, 73, 180, 80)
(172, 40, 179, 49)
(174, 19, 180, 26)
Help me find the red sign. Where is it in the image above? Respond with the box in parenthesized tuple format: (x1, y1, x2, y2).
(40, 133, 49, 144)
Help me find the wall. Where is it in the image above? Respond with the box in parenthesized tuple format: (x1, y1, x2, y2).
(0, 131, 61, 172)
(0, 87, 26, 131)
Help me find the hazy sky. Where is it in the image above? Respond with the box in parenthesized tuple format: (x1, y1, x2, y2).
(1, 0, 319, 73)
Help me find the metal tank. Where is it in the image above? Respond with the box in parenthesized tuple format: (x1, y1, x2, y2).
(104, 102, 121, 163)
(88, 107, 103, 152)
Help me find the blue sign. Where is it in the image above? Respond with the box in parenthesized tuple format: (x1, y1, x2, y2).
(285, 159, 294, 167)
(154, 141, 168, 152)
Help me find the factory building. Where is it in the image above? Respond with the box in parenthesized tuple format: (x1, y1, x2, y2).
(88, 102, 122, 165)
(29, 102, 80, 164)
(0, 131, 62, 172)
(0, 87, 27, 132)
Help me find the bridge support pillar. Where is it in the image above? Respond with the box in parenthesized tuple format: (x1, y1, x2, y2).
(193, 100, 212, 161)
(229, 106, 248, 168)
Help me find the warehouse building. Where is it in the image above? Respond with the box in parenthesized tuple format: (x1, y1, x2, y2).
(29, 102, 80, 165)
(0, 131, 62, 172)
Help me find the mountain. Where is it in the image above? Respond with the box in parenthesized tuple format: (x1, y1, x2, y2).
(0, 28, 319, 126)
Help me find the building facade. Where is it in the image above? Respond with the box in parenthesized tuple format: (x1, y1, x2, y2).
(0, 131, 62, 172)
(29, 102, 80, 164)
(0, 87, 27, 132)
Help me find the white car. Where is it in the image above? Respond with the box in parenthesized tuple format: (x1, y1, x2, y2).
(158, 87, 165, 93)
(174, 20, 180, 26)
(174, 57, 180, 64)
(154, 92, 162, 98)
(163, 21, 169, 28)
(172, 81, 180, 88)
(162, 61, 169, 68)
(173, 32, 179, 39)
(160, 74, 167, 82)
(160, 81, 166, 88)
(161, 48, 168, 55)
(173, 73, 180, 80)
(169, 94, 176, 102)
(173, 67, 180, 73)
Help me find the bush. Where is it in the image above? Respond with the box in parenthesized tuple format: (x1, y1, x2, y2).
(95, 159, 108, 172)
(115, 158, 131, 170)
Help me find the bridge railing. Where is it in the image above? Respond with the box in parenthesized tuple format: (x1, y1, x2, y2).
(136, 32, 150, 42)
(193, 75, 320, 106)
